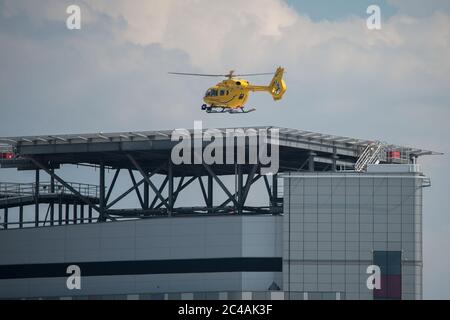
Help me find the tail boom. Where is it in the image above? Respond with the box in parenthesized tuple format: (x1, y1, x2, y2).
(247, 67, 286, 101)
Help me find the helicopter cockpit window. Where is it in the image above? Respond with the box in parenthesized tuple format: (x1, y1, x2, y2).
(205, 90, 211, 97)
(220, 90, 225, 96)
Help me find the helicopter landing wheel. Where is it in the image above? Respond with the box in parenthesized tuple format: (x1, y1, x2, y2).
(201, 104, 207, 110)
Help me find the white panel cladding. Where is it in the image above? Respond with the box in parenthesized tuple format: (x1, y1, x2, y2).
(0, 273, 244, 299)
(0, 216, 239, 264)
(283, 172, 424, 300)
(0, 215, 282, 299)
(242, 216, 282, 258)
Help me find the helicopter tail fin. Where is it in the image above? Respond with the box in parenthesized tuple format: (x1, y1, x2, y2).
(268, 67, 287, 101)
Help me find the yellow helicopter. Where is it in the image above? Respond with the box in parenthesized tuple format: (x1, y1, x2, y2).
(169, 67, 286, 114)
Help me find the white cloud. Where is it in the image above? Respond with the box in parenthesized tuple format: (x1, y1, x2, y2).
(77, 0, 450, 103)
(86, 0, 298, 68)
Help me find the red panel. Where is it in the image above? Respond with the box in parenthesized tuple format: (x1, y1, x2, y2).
(387, 151, 401, 159)
(1, 153, 14, 159)
(374, 275, 402, 299)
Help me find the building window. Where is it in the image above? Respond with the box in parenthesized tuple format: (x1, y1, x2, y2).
(373, 251, 402, 300)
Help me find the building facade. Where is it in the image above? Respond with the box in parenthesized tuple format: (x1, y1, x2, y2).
(283, 164, 426, 300)
(0, 165, 429, 300)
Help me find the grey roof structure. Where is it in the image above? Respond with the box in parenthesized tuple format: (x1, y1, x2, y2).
(0, 126, 440, 175)
(0, 126, 442, 225)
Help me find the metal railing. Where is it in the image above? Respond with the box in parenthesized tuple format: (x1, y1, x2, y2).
(0, 144, 13, 152)
(0, 182, 100, 199)
(355, 142, 385, 172)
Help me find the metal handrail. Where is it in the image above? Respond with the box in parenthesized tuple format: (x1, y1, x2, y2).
(0, 182, 100, 198)
(0, 144, 13, 152)
(355, 142, 386, 172)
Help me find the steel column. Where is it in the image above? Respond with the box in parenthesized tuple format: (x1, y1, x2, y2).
(3, 208, 7, 229)
(50, 169, 55, 226)
(19, 206, 23, 229)
(88, 206, 93, 223)
(237, 165, 243, 214)
(65, 203, 69, 224)
(126, 155, 169, 209)
(203, 164, 238, 207)
(272, 174, 278, 207)
(35, 169, 40, 227)
(207, 175, 213, 213)
(144, 179, 149, 209)
(332, 147, 338, 172)
(73, 204, 78, 224)
(308, 151, 316, 172)
(99, 163, 106, 222)
(168, 161, 173, 216)
(58, 201, 63, 225)
(80, 205, 84, 224)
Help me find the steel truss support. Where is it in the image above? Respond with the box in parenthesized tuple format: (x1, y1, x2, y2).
(198, 177, 208, 206)
(106, 163, 165, 209)
(154, 176, 197, 210)
(28, 158, 102, 217)
(128, 169, 145, 209)
(105, 169, 120, 204)
(203, 163, 239, 208)
(2, 156, 284, 229)
(217, 165, 260, 212)
(150, 177, 169, 209)
(126, 154, 169, 210)
(263, 175, 272, 202)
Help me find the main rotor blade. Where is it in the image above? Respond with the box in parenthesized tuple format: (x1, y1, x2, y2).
(234, 73, 275, 77)
(168, 72, 226, 77)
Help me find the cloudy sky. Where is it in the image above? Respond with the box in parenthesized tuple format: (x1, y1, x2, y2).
(0, 0, 449, 299)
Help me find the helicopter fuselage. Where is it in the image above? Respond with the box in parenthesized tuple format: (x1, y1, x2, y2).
(202, 67, 286, 112)
(203, 79, 251, 109)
